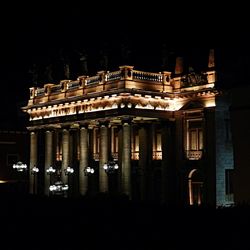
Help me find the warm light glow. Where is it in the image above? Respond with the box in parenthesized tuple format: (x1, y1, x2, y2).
(204, 98, 216, 107)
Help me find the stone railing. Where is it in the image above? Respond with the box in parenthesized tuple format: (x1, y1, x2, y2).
(30, 66, 172, 99)
(133, 70, 163, 82)
(35, 87, 45, 96)
(106, 70, 122, 81)
(50, 84, 63, 94)
(67, 80, 80, 90)
(85, 75, 101, 85)
(185, 150, 203, 160)
(29, 65, 214, 103)
(152, 151, 162, 160)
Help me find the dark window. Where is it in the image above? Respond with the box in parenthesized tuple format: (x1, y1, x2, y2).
(224, 118, 232, 142)
(225, 169, 234, 194)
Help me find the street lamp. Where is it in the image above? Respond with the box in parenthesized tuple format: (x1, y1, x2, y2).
(31, 166, 39, 174)
(46, 166, 56, 175)
(12, 161, 28, 193)
(46, 166, 57, 193)
(13, 161, 27, 172)
(84, 166, 95, 176)
(64, 167, 74, 197)
(64, 166, 74, 175)
(49, 181, 69, 196)
(103, 160, 119, 174)
(31, 166, 39, 194)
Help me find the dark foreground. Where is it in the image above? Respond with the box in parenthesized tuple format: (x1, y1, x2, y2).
(1, 192, 250, 250)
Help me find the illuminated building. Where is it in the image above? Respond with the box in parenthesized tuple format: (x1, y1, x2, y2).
(22, 49, 234, 207)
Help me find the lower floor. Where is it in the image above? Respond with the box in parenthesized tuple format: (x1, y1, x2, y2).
(26, 111, 233, 207)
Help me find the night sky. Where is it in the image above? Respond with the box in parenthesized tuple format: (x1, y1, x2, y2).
(0, 3, 249, 129)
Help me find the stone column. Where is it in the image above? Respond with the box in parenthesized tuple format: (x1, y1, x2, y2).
(29, 131, 38, 194)
(175, 112, 186, 206)
(62, 128, 70, 184)
(139, 125, 147, 201)
(79, 126, 89, 195)
(122, 121, 131, 198)
(118, 126, 123, 193)
(44, 130, 53, 196)
(161, 120, 176, 205)
(99, 124, 108, 193)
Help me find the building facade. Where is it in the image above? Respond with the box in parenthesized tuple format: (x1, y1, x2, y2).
(22, 51, 234, 207)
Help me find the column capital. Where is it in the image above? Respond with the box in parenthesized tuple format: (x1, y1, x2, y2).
(45, 129, 53, 133)
(79, 122, 89, 129)
(80, 125, 89, 130)
(61, 124, 71, 130)
(121, 117, 132, 125)
(27, 127, 38, 133)
(99, 120, 109, 127)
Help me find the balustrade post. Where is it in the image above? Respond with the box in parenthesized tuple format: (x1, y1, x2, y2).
(162, 71, 172, 92)
(119, 66, 134, 80)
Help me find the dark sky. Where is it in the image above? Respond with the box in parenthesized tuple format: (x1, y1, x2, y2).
(0, 3, 249, 128)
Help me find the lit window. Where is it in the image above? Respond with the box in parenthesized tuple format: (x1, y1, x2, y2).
(187, 120, 203, 151)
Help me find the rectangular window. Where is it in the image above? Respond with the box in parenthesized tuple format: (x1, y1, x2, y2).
(93, 128, 100, 154)
(156, 133, 162, 151)
(135, 135, 139, 152)
(56, 132, 62, 161)
(152, 130, 162, 160)
(131, 129, 139, 160)
(187, 120, 203, 151)
(111, 127, 118, 160)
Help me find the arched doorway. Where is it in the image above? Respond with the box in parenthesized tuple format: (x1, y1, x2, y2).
(188, 169, 203, 205)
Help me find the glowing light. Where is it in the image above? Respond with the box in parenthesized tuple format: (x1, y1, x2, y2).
(84, 166, 95, 176)
(31, 166, 39, 173)
(64, 167, 74, 175)
(13, 161, 27, 172)
(49, 181, 69, 194)
(103, 160, 119, 174)
(46, 166, 56, 174)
